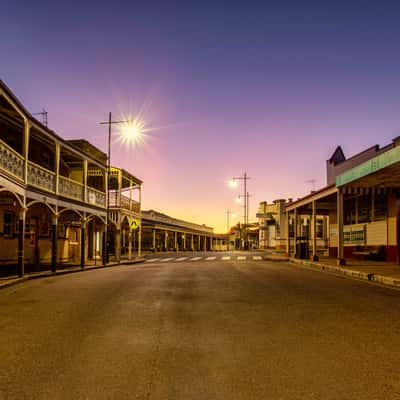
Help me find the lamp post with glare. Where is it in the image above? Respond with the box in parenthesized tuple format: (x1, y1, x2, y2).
(99, 112, 144, 264)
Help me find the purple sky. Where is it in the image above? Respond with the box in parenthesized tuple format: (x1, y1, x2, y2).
(2, 1, 400, 232)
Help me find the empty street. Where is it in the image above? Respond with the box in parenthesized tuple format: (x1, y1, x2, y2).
(1, 254, 399, 400)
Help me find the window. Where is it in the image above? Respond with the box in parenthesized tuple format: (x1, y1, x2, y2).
(3, 211, 14, 237)
(316, 219, 324, 239)
(358, 195, 371, 223)
(301, 219, 310, 239)
(344, 197, 356, 225)
(276, 223, 280, 237)
(374, 193, 386, 221)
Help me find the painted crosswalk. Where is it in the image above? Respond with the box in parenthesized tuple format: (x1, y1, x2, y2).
(146, 255, 266, 263)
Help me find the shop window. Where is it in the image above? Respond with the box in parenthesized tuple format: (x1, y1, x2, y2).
(316, 219, 324, 239)
(374, 193, 386, 221)
(344, 197, 356, 225)
(358, 195, 371, 223)
(289, 221, 294, 238)
(301, 220, 310, 239)
(3, 211, 14, 237)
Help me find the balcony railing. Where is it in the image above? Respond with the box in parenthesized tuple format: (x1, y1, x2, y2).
(0, 139, 107, 208)
(109, 191, 140, 212)
(27, 161, 56, 192)
(59, 175, 84, 201)
(87, 187, 106, 208)
(0, 140, 24, 180)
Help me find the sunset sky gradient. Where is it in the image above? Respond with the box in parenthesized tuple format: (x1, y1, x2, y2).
(2, 1, 400, 232)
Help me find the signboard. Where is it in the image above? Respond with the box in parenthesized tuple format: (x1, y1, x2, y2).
(336, 145, 400, 187)
(129, 218, 140, 230)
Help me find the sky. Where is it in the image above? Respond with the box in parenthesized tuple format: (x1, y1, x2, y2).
(2, 0, 400, 232)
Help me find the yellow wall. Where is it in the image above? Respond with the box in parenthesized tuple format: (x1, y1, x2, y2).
(387, 217, 397, 246)
(70, 170, 83, 183)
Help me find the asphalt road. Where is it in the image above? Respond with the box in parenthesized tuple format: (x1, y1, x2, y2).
(1, 252, 400, 400)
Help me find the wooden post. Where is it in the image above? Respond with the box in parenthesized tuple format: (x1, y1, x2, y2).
(17, 207, 26, 277)
(312, 201, 318, 261)
(337, 189, 346, 266)
(51, 215, 58, 272)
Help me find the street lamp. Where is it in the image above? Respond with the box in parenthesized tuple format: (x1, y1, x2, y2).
(99, 112, 145, 264)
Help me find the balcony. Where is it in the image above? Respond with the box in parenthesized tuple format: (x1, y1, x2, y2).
(0, 140, 107, 208)
(58, 175, 84, 201)
(109, 192, 140, 213)
(0, 139, 24, 180)
(28, 161, 56, 192)
(87, 187, 106, 208)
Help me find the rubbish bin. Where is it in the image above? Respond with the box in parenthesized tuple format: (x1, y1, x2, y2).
(295, 237, 309, 259)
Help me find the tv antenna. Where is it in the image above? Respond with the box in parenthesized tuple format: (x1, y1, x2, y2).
(33, 109, 48, 127)
(306, 179, 316, 192)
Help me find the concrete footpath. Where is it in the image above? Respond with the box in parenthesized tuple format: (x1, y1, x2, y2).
(290, 257, 400, 289)
(0, 258, 145, 290)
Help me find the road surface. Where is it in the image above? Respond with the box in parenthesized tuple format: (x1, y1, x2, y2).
(1, 252, 399, 399)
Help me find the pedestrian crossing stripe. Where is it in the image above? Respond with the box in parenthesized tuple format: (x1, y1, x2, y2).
(146, 255, 265, 263)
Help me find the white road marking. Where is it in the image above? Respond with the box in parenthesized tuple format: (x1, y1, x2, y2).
(176, 257, 188, 261)
(221, 256, 231, 260)
(161, 258, 174, 262)
(253, 256, 263, 260)
(190, 257, 202, 261)
(146, 258, 160, 262)
(237, 256, 246, 260)
(205, 256, 216, 260)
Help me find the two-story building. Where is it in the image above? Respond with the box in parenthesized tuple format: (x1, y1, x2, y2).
(257, 199, 288, 250)
(0, 80, 142, 276)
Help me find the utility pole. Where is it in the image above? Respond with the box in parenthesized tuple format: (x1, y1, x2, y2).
(99, 112, 132, 264)
(230, 172, 251, 250)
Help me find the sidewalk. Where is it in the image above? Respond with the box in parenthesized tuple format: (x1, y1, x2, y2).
(0, 257, 145, 290)
(290, 256, 400, 289)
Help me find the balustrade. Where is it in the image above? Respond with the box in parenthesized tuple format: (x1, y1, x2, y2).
(27, 161, 55, 192)
(87, 187, 106, 208)
(0, 140, 24, 180)
(58, 175, 84, 201)
(108, 192, 141, 212)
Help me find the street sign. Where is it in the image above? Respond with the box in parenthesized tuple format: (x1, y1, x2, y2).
(129, 218, 140, 230)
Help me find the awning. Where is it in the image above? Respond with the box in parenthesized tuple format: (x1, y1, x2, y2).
(336, 145, 400, 188)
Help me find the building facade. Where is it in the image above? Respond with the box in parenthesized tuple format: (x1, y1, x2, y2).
(257, 199, 288, 250)
(141, 210, 224, 252)
(286, 138, 400, 264)
(0, 80, 142, 276)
